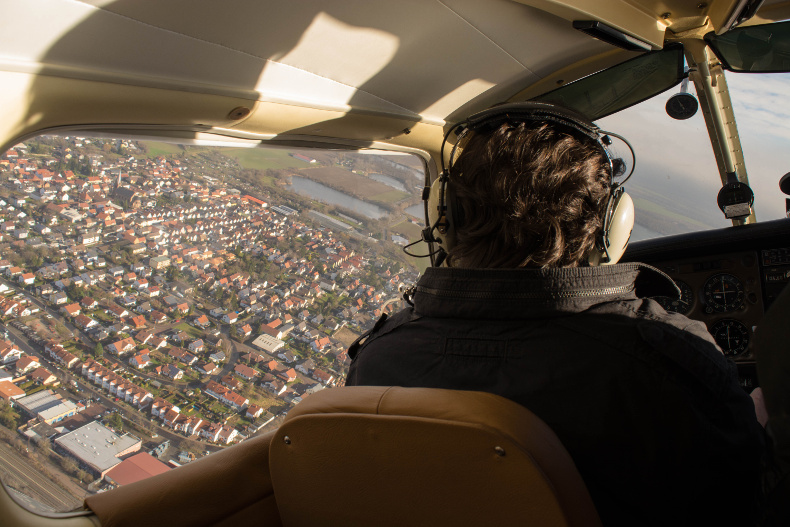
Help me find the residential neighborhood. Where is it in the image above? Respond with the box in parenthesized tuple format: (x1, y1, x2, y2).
(0, 135, 421, 507)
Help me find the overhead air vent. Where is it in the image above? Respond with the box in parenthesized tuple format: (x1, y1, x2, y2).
(573, 21, 652, 52)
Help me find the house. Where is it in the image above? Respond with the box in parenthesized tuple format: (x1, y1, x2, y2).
(219, 390, 248, 411)
(265, 379, 287, 396)
(278, 368, 297, 383)
(49, 291, 69, 306)
(0, 340, 23, 363)
(236, 323, 252, 338)
(107, 304, 129, 318)
(233, 363, 258, 381)
(192, 315, 210, 329)
(246, 404, 264, 420)
(60, 303, 81, 317)
(128, 352, 151, 369)
(15, 355, 40, 374)
(163, 364, 183, 380)
(208, 350, 226, 363)
(135, 330, 154, 345)
(295, 359, 316, 376)
(217, 425, 238, 444)
(80, 297, 98, 310)
(312, 368, 335, 386)
(277, 350, 297, 364)
(311, 336, 332, 353)
(149, 336, 168, 349)
(168, 347, 197, 366)
(107, 337, 136, 356)
(151, 311, 169, 324)
(221, 312, 239, 324)
(187, 339, 204, 353)
(204, 380, 228, 399)
(74, 314, 98, 330)
(171, 331, 190, 343)
(197, 362, 218, 376)
(19, 273, 35, 285)
(263, 360, 280, 373)
(30, 367, 58, 385)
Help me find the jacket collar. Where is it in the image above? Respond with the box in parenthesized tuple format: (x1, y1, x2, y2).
(412, 263, 678, 320)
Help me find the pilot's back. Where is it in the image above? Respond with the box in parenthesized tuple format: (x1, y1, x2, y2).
(347, 265, 764, 526)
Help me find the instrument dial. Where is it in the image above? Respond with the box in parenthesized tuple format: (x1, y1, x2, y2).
(709, 319, 750, 358)
(654, 280, 693, 314)
(703, 273, 744, 313)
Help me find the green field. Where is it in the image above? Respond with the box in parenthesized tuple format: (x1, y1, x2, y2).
(371, 190, 409, 203)
(390, 219, 422, 240)
(140, 141, 184, 158)
(174, 322, 202, 339)
(224, 148, 309, 170)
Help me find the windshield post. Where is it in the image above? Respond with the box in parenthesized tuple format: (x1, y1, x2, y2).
(682, 38, 756, 225)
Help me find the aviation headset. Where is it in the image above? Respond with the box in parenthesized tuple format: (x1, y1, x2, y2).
(417, 101, 636, 267)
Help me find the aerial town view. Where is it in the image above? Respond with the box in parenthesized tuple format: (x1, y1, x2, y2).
(0, 136, 424, 510)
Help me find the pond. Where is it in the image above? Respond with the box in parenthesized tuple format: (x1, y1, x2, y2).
(288, 176, 387, 220)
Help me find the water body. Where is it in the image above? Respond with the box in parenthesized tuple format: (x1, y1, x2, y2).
(406, 203, 425, 219)
(288, 176, 387, 219)
(369, 173, 408, 192)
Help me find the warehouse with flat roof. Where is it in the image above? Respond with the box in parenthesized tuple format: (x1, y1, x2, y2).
(15, 390, 77, 424)
(55, 421, 141, 477)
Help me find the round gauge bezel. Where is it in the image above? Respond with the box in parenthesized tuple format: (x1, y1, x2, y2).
(709, 318, 750, 358)
(654, 279, 694, 314)
(665, 93, 699, 120)
(702, 273, 744, 313)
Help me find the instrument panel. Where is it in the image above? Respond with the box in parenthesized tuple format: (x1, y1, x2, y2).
(623, 219, 790, 391)
(650, 251, 764, 361)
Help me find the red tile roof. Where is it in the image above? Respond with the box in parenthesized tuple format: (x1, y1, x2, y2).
(104, 452, 170, 486)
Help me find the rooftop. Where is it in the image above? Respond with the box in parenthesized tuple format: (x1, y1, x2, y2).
(104, 452, 170, 486)
(55, 421, 141, 474)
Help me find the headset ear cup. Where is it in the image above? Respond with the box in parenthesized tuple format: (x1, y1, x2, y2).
(427, 177, 443, 229)
(588, 191, 634, 266)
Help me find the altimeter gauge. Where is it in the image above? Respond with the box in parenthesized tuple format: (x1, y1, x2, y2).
(654, 280, 693, 314)
(709, 319, 750, 358)
(703, 273, 744, 313)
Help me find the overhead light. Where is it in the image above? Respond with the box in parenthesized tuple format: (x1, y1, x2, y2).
(573, 21, 652, 52)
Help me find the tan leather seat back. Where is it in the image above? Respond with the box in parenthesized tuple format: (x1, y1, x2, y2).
(270, 386, 601, 527)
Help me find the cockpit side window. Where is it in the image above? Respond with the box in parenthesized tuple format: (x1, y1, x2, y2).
(0, 134, 422, 512)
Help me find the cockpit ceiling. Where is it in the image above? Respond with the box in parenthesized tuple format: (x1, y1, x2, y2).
(3, 0, 643, 124)
(0, 0, 761, 149)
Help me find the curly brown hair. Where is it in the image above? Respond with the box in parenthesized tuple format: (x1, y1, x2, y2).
(447, 120, 612, 268)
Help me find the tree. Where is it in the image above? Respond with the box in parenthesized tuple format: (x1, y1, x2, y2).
(34, 437, 51, 457)
(108, 412, 123, 431)
(61, 457, 78, 475)
(0, 400, 18, 429)
(94, 343, 104, 359)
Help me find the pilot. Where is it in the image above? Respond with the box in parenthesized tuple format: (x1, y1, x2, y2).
(346, 103, 764, 526)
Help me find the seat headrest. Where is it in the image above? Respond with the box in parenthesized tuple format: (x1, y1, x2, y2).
(270, 386, 601, 527)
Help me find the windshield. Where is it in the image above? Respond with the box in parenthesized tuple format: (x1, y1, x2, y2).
(598, 69, 790, 242)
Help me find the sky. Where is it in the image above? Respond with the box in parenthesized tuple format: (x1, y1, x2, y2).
(599, 71, 790, 235)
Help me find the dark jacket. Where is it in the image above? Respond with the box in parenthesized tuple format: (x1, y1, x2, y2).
(347, 263, 764, 526)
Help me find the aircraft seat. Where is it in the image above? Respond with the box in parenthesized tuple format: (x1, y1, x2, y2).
(82, 386, 600, 527)
(270, 386, 601, 527)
